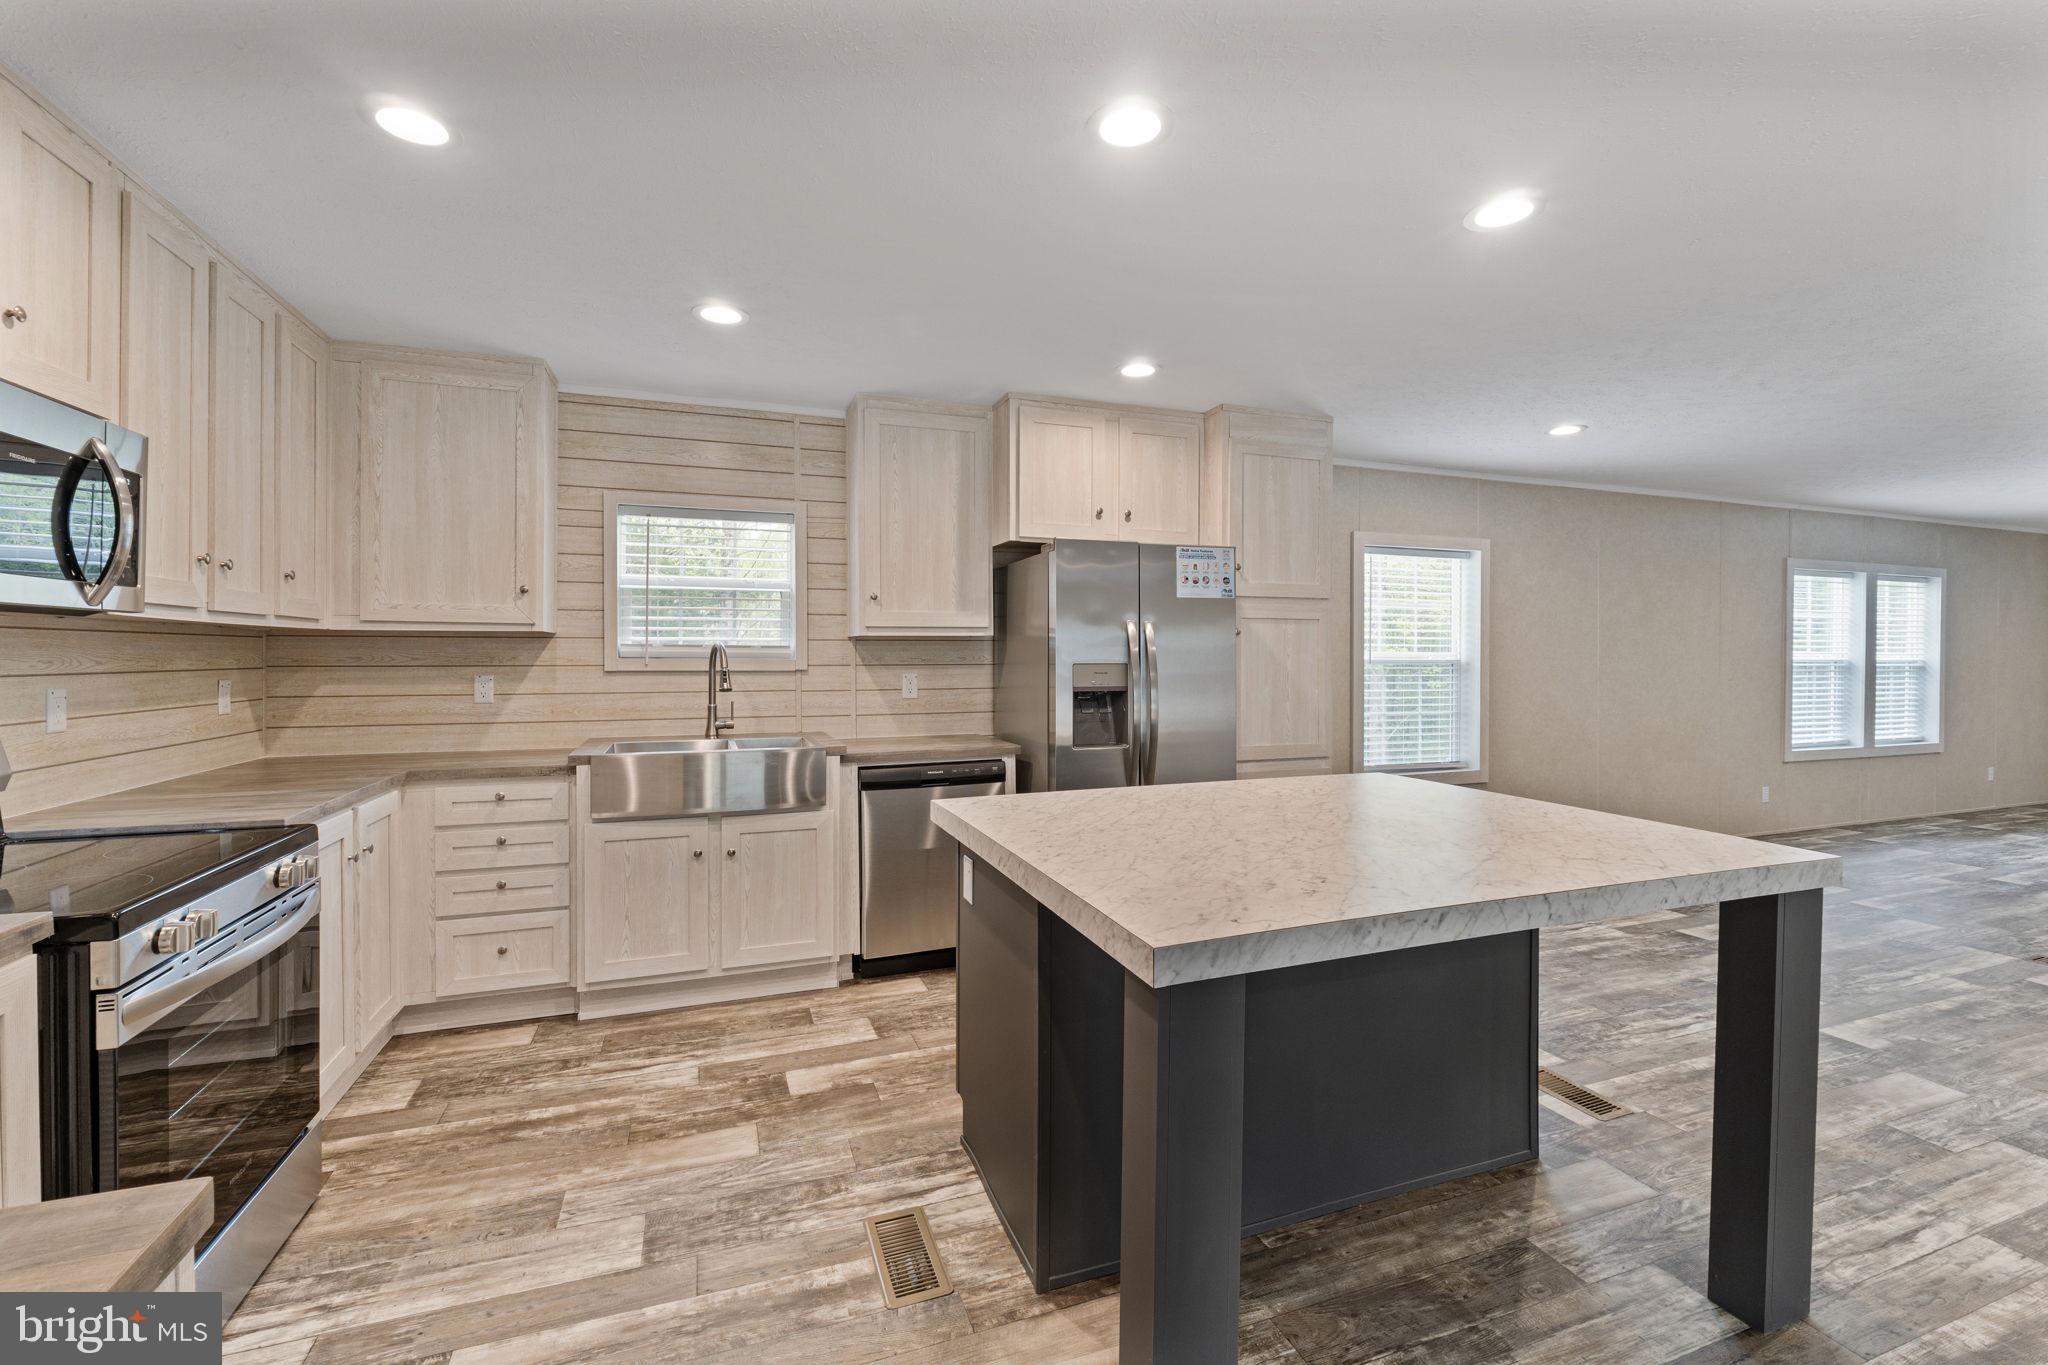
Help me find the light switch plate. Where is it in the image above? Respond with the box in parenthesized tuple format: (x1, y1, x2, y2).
(901, 672, 919, 699)
(1988, 766, 1997, 782)
(44, 688, 65, 733)
(474, 674, 495, 704)
(217, 679, 232, 715)
(1760, 785, 1770, 804)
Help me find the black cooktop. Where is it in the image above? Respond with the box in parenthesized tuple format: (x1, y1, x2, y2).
(0, 825, 313, 941)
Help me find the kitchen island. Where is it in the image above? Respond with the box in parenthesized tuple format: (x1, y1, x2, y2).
(931, 773, 1842, 1365)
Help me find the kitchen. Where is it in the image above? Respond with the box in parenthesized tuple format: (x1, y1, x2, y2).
(4, 5, 2048, 1363)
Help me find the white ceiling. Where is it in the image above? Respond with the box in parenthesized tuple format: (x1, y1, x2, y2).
(9, 0, 2048, 528)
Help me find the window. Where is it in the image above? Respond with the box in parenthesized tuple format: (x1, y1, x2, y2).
(1786, 560, 1942, 759)
(1353, 535, 1486, 781)
(604, 493, 807, 671)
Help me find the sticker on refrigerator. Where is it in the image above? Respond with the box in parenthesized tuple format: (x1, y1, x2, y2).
(1174, 546, 1235, 598)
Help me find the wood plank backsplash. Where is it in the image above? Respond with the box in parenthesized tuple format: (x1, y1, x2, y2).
(262, 394, 997, 756)
(0, 612, 265, 816)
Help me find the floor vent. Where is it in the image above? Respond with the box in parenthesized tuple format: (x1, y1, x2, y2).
(863, 1207, 953, 1308)
(1538, 1068, 1633, 1121)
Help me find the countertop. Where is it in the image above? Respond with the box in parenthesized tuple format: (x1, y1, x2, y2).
(932, 773, 1842, 987)
(11, 736, 1016, 835)
(0, 1178, 212, 1293)
(0, 909, 51, 968)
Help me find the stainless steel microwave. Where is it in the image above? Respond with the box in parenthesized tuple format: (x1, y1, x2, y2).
(0, 377, 144, 613)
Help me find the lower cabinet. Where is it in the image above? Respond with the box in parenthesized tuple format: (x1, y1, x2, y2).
(0, 955, 39, 1206)
(351, 791, 402, 1046)
(314, 811, 356, 1101)
(582, 807, 835, 987)
(434, 912, 571, 996)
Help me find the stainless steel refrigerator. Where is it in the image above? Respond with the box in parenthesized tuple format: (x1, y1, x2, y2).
(997, 540, 1237, 792)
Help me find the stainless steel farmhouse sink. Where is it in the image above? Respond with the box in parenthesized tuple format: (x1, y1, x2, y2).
(580, 737, 831, 821)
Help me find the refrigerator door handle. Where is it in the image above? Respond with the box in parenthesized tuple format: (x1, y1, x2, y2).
(1123, 616, 1145, 787)
(1142, 617, 1161, 785)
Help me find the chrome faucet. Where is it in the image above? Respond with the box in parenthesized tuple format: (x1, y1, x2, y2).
(705, 643, 735, 738)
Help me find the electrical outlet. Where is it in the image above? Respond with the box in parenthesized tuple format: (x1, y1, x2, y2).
(474, 674, 495, 704)
(901, 672, 919, 699)
(1988, 766, 1997, 782)
(217, 679, 232, 715)
(1761, 785, 1770, 804)
(44, 688, 65, 733)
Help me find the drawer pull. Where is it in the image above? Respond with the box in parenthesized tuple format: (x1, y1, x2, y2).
(726, 848, 737, 858)
(495, 835, 508, 846)
(496, 945, 509, 956)
(494, 791, 506, 801)
(496, 879, 508, 890)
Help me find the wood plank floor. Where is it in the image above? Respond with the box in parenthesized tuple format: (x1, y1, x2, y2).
(225, 804, 2048, 1364)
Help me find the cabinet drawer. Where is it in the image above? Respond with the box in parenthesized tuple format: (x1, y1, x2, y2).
(434, 866, 571, 919)
(432, 780, 570, 828)
(432, 823, 569, 872)
(433, 911, 570, 997)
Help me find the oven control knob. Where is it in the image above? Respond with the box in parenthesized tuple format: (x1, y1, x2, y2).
(152, 918, 196, 954)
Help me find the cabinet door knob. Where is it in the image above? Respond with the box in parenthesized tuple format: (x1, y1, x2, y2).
(869, 592, 878, 601)
(1123, 509, 1133, 522)
(1094, 507, 1104, 519)
(346, 852, 359, 864)
(518, 584, 530, 596)
(495, 879, 508, 890)
(196, 553, 212, 566)
(1, 306, 25, 323)
(220, 558, 234, 571)
(692, 849, 703, 859)
(496, 945, 509, 956)
(362, 843, 375, 855)
(283, 569, 296, 581)
(495, 835, 508, 846)
(726, 848, 737, 858)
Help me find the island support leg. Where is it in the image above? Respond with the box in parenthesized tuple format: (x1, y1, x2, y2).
(1708, 887, 1824, 1332)
(1120, 972, 1246, 1364)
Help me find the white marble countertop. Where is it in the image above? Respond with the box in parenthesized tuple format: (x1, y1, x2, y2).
(931, 773, 1842, 986)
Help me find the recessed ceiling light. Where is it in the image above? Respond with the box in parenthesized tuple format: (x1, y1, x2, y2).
(1464, 191, 1539, 231)
(695, 303, 746, 326)
(373, 105, 449, 146)
(1120, 359, 1157, 379)
(1548, 422, 1587, 437)
(1093, 98, 1167, 148)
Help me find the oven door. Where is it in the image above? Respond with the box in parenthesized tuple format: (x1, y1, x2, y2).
(0, 378, 143, 613)
(95, 887, 320, 1255)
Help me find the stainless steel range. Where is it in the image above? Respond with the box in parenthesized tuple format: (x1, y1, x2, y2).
(4, 819, 323, 1315)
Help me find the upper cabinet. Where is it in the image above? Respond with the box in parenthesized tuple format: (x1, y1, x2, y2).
(847, 395, 993, 637)
(1206, 406, 1333, 599)
(123, 191, 212, 612)
(273, 315, 327, 620)
(207, 266, 277, 617)
(328, 345, 556, 633)
(993, 396, 1210, 547)
(0, 81, 122, 416)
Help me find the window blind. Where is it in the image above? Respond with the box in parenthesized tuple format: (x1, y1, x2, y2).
(1360, 546, 1478, 770)
(1789, 570, 1859, 750)
(615, 504, 797, 659)
(1874, 575, 1937, 746)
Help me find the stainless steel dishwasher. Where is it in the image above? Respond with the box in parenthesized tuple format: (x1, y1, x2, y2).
(857, 759, 1007, 976)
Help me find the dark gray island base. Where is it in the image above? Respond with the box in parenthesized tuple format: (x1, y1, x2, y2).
(955, 853, 1824, 1364)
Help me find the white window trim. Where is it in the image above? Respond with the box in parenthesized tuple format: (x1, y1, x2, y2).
(602, 491, 809, 673)
(1783, 558, 1944, 762)
(1351, 532, 1490, 785)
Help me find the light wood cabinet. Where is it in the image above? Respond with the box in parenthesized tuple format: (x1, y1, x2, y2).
(1236, 598, 1332, 766)
(582, 818, 713, 984)
(1205, 407, 1334, 599)
(719, 810, 834, 969)
(207, 265, 276, 617)
(994, 396, 1213, 546)
(434, 911, 570, 997)
(337, 347, 556, 630)
(0, 81, 122, 415)
(353, 791, 402, 1041)
(274, 314, 327, 620)
(847, 396, 993, 636)
(315, 812, 356, 1102)
(0, 955, 38, 1206)
(1115, 414, 1203, 543)
(123, 191, 212, 611)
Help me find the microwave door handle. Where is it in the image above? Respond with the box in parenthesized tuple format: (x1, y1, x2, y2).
(76, 437, 136, 607)
(1123, 617, 1144, 788)
(103, 888, 320, 1048)
(1142, 618, 1161, 785)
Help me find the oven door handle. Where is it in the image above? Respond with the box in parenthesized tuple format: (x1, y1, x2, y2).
(101, 888, 320, 1049)
(53, 436, 139, 607)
